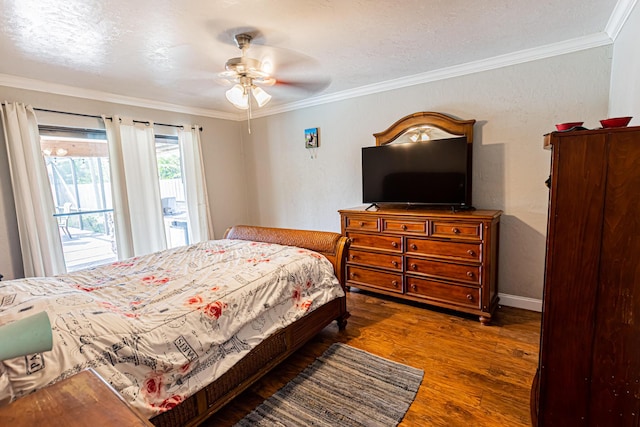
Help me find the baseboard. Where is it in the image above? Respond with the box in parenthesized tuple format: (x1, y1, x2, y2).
(498, 293, 542, 312)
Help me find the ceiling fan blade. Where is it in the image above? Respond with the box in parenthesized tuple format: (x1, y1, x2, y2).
(214, 77, 234, 87)
(273, 76, 332, 94)
(217, 70, 237, 79)
(255, 77, 276, 86)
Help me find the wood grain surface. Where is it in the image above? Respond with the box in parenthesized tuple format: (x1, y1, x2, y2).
(0, 369, 152, 426)
(208, 289, 540, 427)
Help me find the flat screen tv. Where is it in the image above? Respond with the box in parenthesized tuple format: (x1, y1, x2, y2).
(361, 137, 472, 207)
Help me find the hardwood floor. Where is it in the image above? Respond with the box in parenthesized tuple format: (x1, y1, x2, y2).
(206, 289, 541, 427)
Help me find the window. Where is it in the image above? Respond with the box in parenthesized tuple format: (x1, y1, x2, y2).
(39, 124, 197, 271)
(156, 135, 191, 249)
(40, 126, 117, 271)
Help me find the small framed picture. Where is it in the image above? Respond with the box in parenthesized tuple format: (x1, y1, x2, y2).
(305, 128, 319, 148)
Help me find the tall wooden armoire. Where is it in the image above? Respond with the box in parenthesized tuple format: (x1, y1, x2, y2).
(531, 126, 640, 426)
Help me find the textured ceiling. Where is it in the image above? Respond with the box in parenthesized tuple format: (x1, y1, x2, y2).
(0, 0, 623, 117)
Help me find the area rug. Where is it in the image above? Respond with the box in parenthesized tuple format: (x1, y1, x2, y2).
(234, 343, 424, 426)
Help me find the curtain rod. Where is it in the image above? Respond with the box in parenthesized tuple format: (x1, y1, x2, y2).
(25, 106, 203, 131)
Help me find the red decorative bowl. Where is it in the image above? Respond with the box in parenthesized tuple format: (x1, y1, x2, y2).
(555, 122, 584, 131)
(600, 116, 632, 128)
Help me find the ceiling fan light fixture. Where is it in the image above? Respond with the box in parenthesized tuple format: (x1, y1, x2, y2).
(220, 33, 277, 113)
(251, 85, 272, 107)
(226, 84, 249, 109)
(409, 127, 432, 142)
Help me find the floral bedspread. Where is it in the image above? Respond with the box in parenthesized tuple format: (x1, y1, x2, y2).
(0, 239, 344, 418)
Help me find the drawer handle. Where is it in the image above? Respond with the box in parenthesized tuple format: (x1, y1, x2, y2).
(410, 284, 417, 291)
(350, 254, 356, 260)
(411, 244, 417, 250)
(401, 224, 407, 230)
(411, 263, 418, 270)
(452, 227, 460, 234)
(391, 241, 398, 248)
(391, 261, 398, 267)
(392, 280, 398, 288)
(466, 271, 475, 278)
(466, 294, 474, 301)
(350, 272, 357, 278)
(467, 249, 475, 256)
(359, 221, 365, 227)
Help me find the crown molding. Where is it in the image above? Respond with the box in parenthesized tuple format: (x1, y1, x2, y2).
(1, 31, 615, 122)
(605, 0, 638, 40)
(0, 73, 239, 120)
(254, 32, 613, 118)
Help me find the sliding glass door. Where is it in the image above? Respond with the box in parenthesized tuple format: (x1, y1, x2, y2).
(41, 131, 117, 271)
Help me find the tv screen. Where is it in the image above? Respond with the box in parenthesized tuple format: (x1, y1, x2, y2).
(362, 137, 471, 206)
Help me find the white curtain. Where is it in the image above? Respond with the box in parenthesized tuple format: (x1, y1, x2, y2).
(178, 125, 213, 242)
(0, 102, 65, 277)
(103, 116, 166, 259)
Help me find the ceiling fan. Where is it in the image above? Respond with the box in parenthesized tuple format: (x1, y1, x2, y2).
(218, 33, 276, 110)
(217, 30, 332, 109)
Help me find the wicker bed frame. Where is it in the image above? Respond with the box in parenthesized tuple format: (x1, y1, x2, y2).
(150, 225, 350, 427)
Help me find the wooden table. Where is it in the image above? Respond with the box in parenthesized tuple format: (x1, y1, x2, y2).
(0, 369, 153, 426)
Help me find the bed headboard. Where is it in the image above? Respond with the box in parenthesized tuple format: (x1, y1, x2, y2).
(223, 225, 350, 286)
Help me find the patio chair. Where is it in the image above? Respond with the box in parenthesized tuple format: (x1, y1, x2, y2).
(58, 202, 73, 239)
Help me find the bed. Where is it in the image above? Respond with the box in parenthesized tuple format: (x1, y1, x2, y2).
(0, 225, 350, 426)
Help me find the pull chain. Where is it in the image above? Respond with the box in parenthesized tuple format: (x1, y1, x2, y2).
(247, 91, 252, 134)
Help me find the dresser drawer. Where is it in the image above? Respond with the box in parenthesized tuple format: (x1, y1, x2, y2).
(347, 232, 402, 253)
(406, 277, 481, 309)
(406, 238, 481, 262)
(431, 221, 482, 240)
(346, 266, 403, 293)
(348, 249, 402, 271)
(406, 257, 481, 284)
(344, 215, 380, 232)
(382, 219, 427, 234)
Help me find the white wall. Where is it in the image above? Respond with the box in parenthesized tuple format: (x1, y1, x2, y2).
(609, 3, 640, 122)
(0, 86, 247, 280)
(241, 47, 612, 303)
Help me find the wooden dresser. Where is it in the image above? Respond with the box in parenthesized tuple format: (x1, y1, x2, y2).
(531, 126, 640, 426)
(339, 206, 501, 324)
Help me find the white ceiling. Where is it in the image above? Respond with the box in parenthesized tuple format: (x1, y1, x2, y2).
(0, 0, 631, 119)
